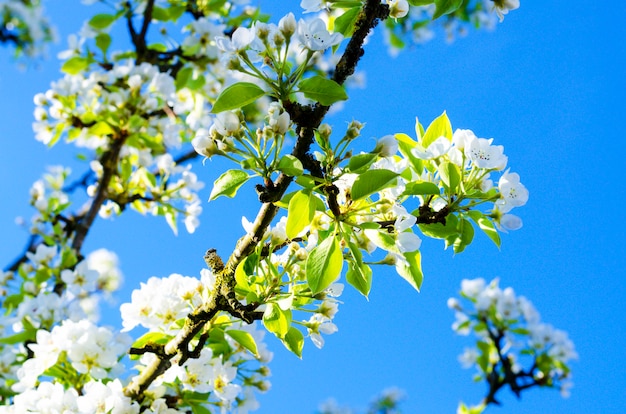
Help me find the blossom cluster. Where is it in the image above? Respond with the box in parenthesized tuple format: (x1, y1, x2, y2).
(0, 0, 56, 57)
(33, 61, 208, 233)
(120, 272, 272, 411)
(0, 244, 123, 399)
(382, 0, 520, 53)
(449, 278, 577, 398)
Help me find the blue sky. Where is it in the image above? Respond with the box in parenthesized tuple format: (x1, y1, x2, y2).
(1, 1, 625, 413)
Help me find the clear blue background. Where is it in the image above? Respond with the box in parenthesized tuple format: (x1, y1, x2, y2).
(1, 2, 625, 413)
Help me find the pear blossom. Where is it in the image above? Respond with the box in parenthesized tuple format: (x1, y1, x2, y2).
(215, 26, 255, 54)
(498, 213, 523, 231)
(192, 128, 220, 159)
(488, 0, 520, 22)
(374, 135, 399, 157)
(465, 136, 507, 170)
(396, 232, 421, 253)
(388, 0, 410, 19)
(451, 278, 577, 398)
(267, 102, 291, 134)
(495, 170, 529, 213)
(278, 13, 297, 37)
(297, 18, 343, 51)
(300, 0, 329, 13)
(213, 111, 241, 136)
(412, 136, 451, 160)
(306, 313, 338, 348)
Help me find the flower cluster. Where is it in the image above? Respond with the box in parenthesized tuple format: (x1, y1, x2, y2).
(0, 0, 56, 57)
(4, 379, 139, 414)
(33, 61, 208, 234)
(449, 278, 577, 400)
(382, 0, 521, 54)
(13, 319, 131, 392)
(120, 272, 272, 411)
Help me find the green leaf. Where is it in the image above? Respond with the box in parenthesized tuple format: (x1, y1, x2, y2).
(88, 13, 117, 30)
(409, 0, 435, 5)
(346, 242, 372, 298)
(61, 57, 89, 75)
(95, 33, 111, 55)
(286, 190, 315, 239)
(449, 218, 474, 253)
(298, 76, 348, 106)
(422, 111, 452, 148)
(351, 169, 398, 201)
(402, 181, 441, 196)
(132, 332, 172, 349)
(235, 258, 251, 291)
(190, 404, 213, 414)
(277, 154, 304, 176)
(169, 5, 186, 20)
(263, 303, 292, 338)
(467, 211, 501, 249)
(334, 7, 360, 37)
(438, 161, 461, 193)
(306, 236, 343, 294)
(347, 152, 377, 173)
(209, 169, 250, 200)
(418, 213, 457, 239)
(396, 250, 423, 291)
(225, 329, 259, 357)
(87, 121, 114, 136)
(282, 326, 304, 358)
(346, 261, 372, 298)
(0, 330, 35, 345)
(175, 66, 192, 90)
(396, 132, 424, 174)
(211, 82, 265, 113)
(433, 0, 464, 19)
(151, 6, 169, 21)
(364, 228, 396, 251)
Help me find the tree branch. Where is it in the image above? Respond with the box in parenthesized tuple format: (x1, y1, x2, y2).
(124, 0, 391, 402)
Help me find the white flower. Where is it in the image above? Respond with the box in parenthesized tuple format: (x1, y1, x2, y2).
(214, 111, 241, 136)
(26, 244, 57, 265)
(278, 13, 297, 37)
(465, 137, 507, 170)
(297, 18, 343, 51)
(306, 314, 338, 348)
(192, 128, 219, 158)
(388, 0, 409, 19)
(412, 136, 451, 160)
(374, 135, 399, 157)
(216, 26, 255, 53)
(499, 213, 523, 231)
(396, 232, 421, 253)
(488, 0, 520, 22)
(458, 347, 479, 368)
(60, 260, 99, 295)
(184, 201, 202, 234)
(267, 102, 291, 134)
(495, 170, 529, 213)
(300, 0, 328, 13)
(460, 278, 486, 299)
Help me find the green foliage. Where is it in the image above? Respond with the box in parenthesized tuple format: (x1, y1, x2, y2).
(351, 169, 399, 201)
(306, 236, 343, 294)
(298, 76, 348, 106)
(433, 0, 465, 19)
(211, 82, 266, 113)
(286, 190, 315, 239)
(209, 169, 250, 200)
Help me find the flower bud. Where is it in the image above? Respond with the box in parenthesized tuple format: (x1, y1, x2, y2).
(346, 119, 364, 139)
(279, 13, 297, 37)
(373, 135, 399, 157)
